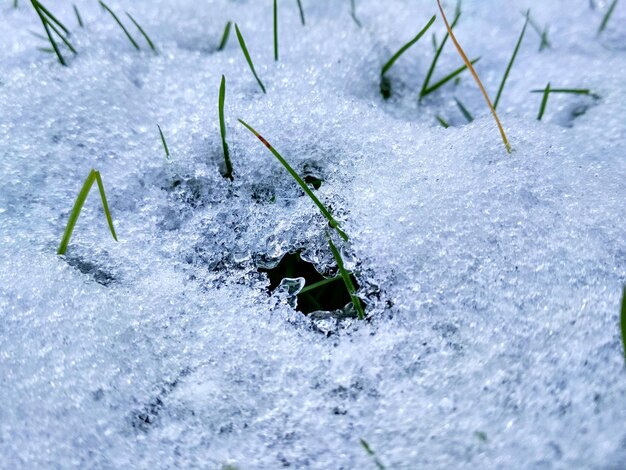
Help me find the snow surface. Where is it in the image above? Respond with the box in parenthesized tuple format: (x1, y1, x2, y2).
(1, 0, 625, 468)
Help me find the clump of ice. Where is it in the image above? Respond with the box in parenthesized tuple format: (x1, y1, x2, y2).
(1, 0, 625, 468)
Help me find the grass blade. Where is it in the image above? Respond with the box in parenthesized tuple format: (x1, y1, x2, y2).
(436, 115, 450, 128)
(58, 170, 117, 255)
(94, 171, 118, 242)
(436, 0, 511, 153)
(536, 82, 551, 120)
(157, 124, 170, 159)
(219, 75, 233, 180)
(360, 439, 386, 470)
(526, 11, 550, 51)
(598, 0, 619, 34)
(238, 119, 348, 240)
(350, 0, 362, 27)
(73, 4, 83, 28)
(217, 21, 232, 51)
(126, 12, 157, 52)
(296, 0, 305, 25)
(422, 57, 480, 96)
(494, 11, 529, 110)
(45, 18, 77, 55)
(298, 275, 342, 296)
(99, 1, 140, 50)
(274, 0, 279, 61)
(33, 0, 70, 36)
(327, 235, 365, 320)
(454, 96, 473, 122)
(235, 24, 267, 94)
(531, 88, 595, 95)
(31, 1, 66, 66)
(419, 10, 461, 100)
(381, 15, 436, 77)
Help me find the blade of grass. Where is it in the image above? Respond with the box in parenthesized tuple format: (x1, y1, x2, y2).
(73, 4, 83, 27)
(598, 0, 619, 34)
(419, 10, 462, 100)
(33, 0, 70, 36)
(235, 24, 267, 94)
(274, 0, 279, 61)
(94, 171, 118, 242)
(217, 21, 232, 51)
(157, 124, 170, 160)
(57, 169, 117, 255)
(454, 96, 473, 122)
(536, 82, 551, 120)
(219, 75, 233, 180)
(327, 235, 365, 320)
(296, 0, 305, 25)
(350, 0, 362, 27)
(526, 11, 550, 51)
(436, 0, 511, 153)
(45, 18, 77, 55)
(494, 11, 529, 110)
(99, 1, 140, 50)
(238, 119, 348, 240)
(126, 12, 156, 52)
(31, 1, 66, 66)
(360, 439, 386, 470)
(436, 115, 450, 128)
(422, 57, 480, 96)
(381, 15, 436, 76)
(298, 275, 342, 295)
(531, 88, 595, 95)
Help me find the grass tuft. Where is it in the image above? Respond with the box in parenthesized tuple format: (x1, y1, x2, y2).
(621, 286, 626, 362)
(219, 75, 233, 180)
(73, 4, 83, 28)
(31, 0, 77, 66)
(157, 124, 170, 160)
(58, 169, 118, 255)
(238, 119, 348, 241)
(532, 85, 599, 120)
(327, 235, 365, 320)
(598, 0, 619, 34)
(217, 21, 232, 51)
(235, 24, 267, 94)
(436, 0, 511, 153)
(493, 11, 529, 110)
(274, 0, 279, 61)
(296, 0, 306, 25)
(380, 15, 436, 98)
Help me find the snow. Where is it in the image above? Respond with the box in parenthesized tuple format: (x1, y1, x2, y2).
(1, 0, 625, 468)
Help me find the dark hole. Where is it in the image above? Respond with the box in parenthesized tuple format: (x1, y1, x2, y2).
(304, 175, 323, 190)
(258, 251, 360, 315)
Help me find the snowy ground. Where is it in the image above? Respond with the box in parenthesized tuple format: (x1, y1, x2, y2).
(1, 0, 625, 468)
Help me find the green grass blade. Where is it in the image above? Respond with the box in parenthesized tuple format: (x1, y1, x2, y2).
(381, 15, 436, 77)
(419, 11, 461, 100)
(621, 286, 626, 362)
(296, 0, 305, 25)
(58, 170, 97, 254)
(494, 11, 529, 110)
(126, 12, 156, 52)
(217, 21, 232, 51)
(219, 75, 233, 180)
(235, 24, 267, 94)
(537, 82, 551, 120)
(531, 88, 594, 95)
(274, 0, 279, 61)
(99, 1, 140, 50)
(350, 0, 362, 27)
(454, 96, 473, 122)
(45, 18, 77, 55)
(33, 0, 70, 36)
(360, 439, 386, 470)
(436, 115, 449, 128)
(526, 12, 551, 50)
(73, 4, 83, 27)
(422, 57, 480, 96)
(94, 171, 118, 242)
(31, 1, 66, 66)
(298, 275, 342, 295)
(238, 119, 348, 240)
(157, 124, 170, 159)
(598, 0, 619, 34)
(327, 235, 365, 320)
